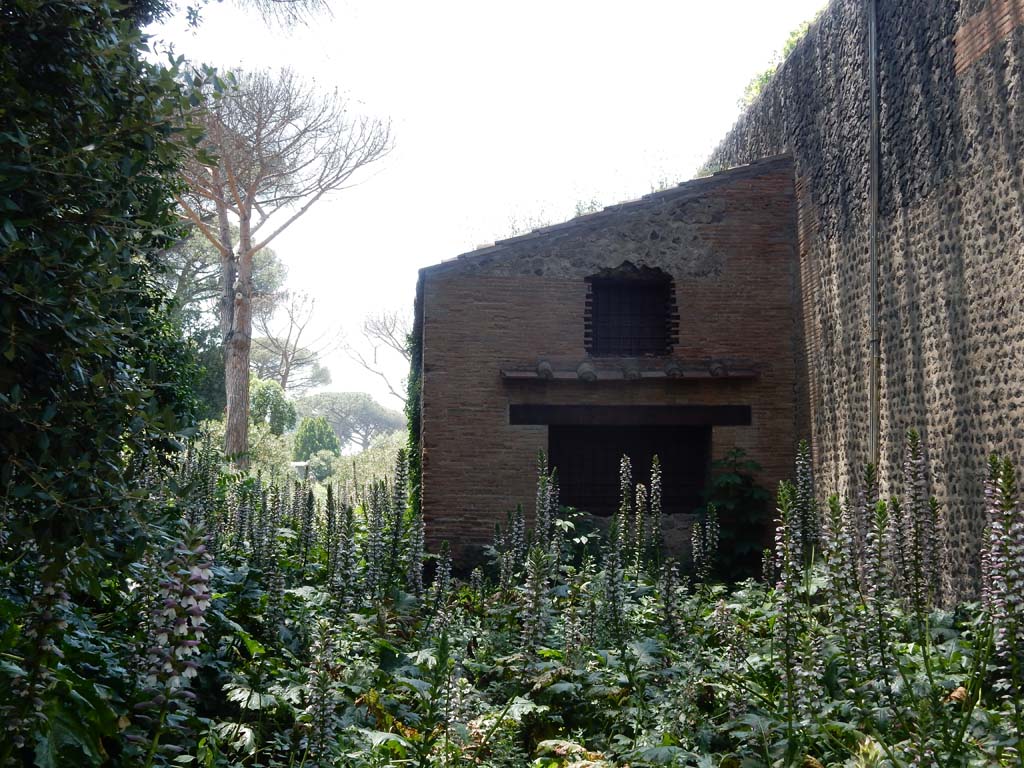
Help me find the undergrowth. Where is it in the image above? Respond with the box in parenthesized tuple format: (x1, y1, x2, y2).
(1, 434, 1023, 766)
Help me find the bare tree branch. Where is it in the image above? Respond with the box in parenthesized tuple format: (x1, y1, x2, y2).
(235, 0, 330, 27)
(344, 309, 411, 406)
(363, 310, 412, 363)
(252, 291, 337, 395)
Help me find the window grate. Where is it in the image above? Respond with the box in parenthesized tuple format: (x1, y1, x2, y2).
(584, 270, 676, 357)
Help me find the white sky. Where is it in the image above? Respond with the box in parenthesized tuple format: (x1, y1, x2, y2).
(153, 0, 824, 409)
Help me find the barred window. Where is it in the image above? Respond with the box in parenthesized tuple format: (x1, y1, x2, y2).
(585, 266, 676, 356)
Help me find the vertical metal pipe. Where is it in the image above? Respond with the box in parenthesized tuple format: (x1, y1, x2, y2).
(867, 0, 881, 468)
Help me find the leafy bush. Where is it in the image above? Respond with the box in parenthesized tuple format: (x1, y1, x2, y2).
(293, 416, 341, 461)
(250, 377, 297, 436)
(0, 3, 212, 761)
(307, 449, 338, 482)
(0, 0, 200, 568)
(698, 447, 772, 580)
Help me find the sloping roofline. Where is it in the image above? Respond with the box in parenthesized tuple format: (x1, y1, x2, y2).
(420, 153, 794, 276)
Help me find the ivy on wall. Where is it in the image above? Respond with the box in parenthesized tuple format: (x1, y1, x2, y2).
(405, 275, 425, 517)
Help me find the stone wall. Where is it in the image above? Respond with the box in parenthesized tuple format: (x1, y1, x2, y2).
(707, 0, 1024, 594)
(418, 158, 803, 561)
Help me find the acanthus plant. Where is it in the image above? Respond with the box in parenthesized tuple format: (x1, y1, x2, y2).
(127, 526, 213, 767)
(982, 454, 1024, 752)
(691, 503, 719, 584)
(1, 558, 72, 757)
(6, 428, 1024, 766)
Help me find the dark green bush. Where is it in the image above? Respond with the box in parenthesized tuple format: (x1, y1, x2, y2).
(0, 1, 205, 761)
(0, 0, 199, 572)
(293, 416, 341, 461)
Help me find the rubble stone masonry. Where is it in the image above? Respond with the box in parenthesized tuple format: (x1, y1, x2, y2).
(707, 0, 1024, 595)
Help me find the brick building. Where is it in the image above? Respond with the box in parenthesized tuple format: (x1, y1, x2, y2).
(412, 155, 805, 561)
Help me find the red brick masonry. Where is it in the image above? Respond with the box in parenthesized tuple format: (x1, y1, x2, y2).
(955, 0, 1024, 74)
(415, 155, 805, 559)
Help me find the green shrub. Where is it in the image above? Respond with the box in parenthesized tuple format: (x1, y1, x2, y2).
(250, 377, 296, 436)
(0, 1, 210, 760)
(293, 415, 341, 461)
(698, 447, 772, 579)
(307, 449, 337, 482)
(0, 0, 201, 571)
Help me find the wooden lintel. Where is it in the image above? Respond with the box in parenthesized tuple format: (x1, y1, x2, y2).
(509, 404, 753, 426)
(500, 367, 759, 382)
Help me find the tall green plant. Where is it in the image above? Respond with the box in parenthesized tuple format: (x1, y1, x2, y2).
(700, 448, 772, 579)
(250, 377, 296, 436)
(0, 0, 201, 575)
(0, 4, 207, 761)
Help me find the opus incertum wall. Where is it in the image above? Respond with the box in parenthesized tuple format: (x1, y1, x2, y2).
(707, 0, 1024, 596)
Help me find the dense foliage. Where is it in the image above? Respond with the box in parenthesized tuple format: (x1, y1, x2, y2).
(6, 427, 1021, 766)
(251, 379, 297, 437)
(0, 0, 211, 761)
(293, 417, 342, 462)
(0, 0, 199, 559)
(698, 448, 773, 580)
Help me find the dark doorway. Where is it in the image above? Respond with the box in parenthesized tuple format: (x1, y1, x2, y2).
(548, 425, 710, 517)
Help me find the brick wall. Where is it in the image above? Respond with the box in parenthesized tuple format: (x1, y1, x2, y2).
(706, 0, 1024, 596)
(418, 158, 803, 560)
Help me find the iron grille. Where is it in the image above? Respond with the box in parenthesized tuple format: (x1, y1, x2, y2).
(586, 276, 674, 356)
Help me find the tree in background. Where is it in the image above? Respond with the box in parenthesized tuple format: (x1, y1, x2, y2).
(158, 231, 287, 419)
(293, 416, 341, 461)
(348, 394, 406, 450)
(250, 377, 296, 436)
(346, 309, 411, 406)
(296, 391, 405, 451)
(159, 230, 288, 334)
(177, 67, 391, 464)
(158, 232, 222, 335)
(253, 290, 334, 395)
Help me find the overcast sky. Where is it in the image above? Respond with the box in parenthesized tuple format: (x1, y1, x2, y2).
(154, 0, 824, 409)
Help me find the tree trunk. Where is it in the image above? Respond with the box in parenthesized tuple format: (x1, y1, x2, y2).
(279, 353, 291, 392)
(224, 217, 253, 466)
(214, 173, 236, 346)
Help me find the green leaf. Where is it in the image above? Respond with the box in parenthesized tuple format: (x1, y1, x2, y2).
(224, 683, 277, 710)
(637, 745, 686, 763)
(33, 709, 104, 768)
(545, 681, 580, 695)
(506, 696, 549, 722)
(362, 729, 410, 751)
